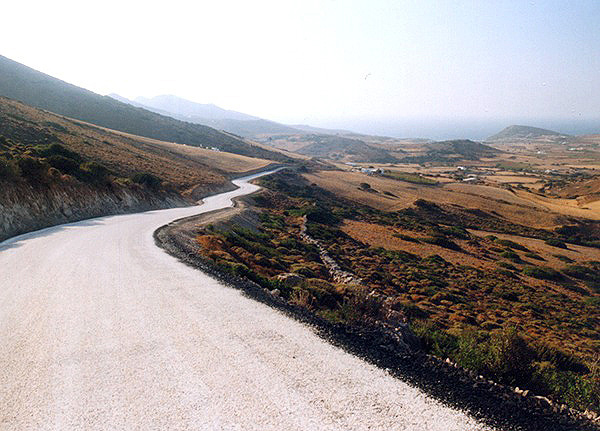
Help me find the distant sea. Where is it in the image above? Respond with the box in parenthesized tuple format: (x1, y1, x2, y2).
(316, 118, 600, 141)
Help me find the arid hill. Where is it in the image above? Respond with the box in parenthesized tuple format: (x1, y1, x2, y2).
(0, 55, 289, 161)
(487, 125, 567, 142)
(0, 96, 276, 240)
(290, 135, 400, 163)
(399, 139, 501, 163)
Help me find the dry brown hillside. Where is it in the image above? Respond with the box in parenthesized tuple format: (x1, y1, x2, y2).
(0, 96, 272, 197)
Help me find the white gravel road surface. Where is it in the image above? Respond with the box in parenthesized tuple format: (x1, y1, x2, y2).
(0, 171, 494, 430)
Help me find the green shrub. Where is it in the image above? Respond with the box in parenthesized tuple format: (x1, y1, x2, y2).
(531, 362, 599, 411)
(484, 327, 534, 384)
(393, 233, 421, 243)
(497, 261, 517, 271)
(37, 143, 82, 162)
(46, 155, 80, 176)
(414, 323, 599, 411)
(500, 250, 521, 262)
(554, 254, 574, 263)
(524, 252, 544, 261)
(545, 238, 567, 249)
(16, 156, 49, 183)
(496, 238, 529, 251)
(132, 172, 162, 190)
(305, 206, 340, 225)
(411, 320, 458, 357)
(522, 266, 562, 281)
(562, 265, 596, 280)
(423, 235, 461, 251)
(0, 157, 19, 180)
(80, 161, 110, 184)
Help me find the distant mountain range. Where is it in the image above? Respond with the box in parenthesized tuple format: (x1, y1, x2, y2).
(134, 95, 258, 121)
(486, 125, 568, 142)
(109, 94, 348, 138)
(0, 55, 288, 161)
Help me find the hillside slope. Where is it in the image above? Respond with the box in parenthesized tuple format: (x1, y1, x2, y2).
(487, 125, 568, 141)
(0, 55, 288, 161)
(0, 96, 275, 240)
(111, 94, 301, 137)
(294, 135, 400, 163)
(135, 94, 258, 121)
(426, 139, 502, 158)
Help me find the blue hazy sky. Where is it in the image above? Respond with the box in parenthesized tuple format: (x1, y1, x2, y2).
(2, 0, 599, 138)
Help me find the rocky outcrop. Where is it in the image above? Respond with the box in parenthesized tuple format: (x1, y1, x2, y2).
(0, 181, 188, 242)
(299, 215, 362, 285)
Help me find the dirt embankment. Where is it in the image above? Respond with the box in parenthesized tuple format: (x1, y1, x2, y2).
(0, 163, 287, 243)
(0, 181, 191, 243)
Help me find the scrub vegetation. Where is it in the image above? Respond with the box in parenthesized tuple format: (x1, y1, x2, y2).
(191, 170, 600, 412)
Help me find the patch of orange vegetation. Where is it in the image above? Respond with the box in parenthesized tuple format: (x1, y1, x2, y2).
(196, 234, 227, 251)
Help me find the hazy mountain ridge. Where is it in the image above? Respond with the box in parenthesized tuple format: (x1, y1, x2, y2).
(135, 95, 258, 121)
(487, 125, 568, 142)
(109, 94, 363, 138)
(0, 55, 288, 161)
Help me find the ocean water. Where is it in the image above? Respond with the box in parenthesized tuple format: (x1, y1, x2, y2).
(315, 118, 600, 141)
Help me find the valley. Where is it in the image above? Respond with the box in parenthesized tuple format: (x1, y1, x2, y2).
(0, 51, 599, 431)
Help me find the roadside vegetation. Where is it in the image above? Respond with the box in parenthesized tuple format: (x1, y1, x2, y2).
(191, 170, 600, 413)
(0, 136, 167, 192)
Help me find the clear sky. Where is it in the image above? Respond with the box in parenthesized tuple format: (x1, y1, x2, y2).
(2, 0, 599, 138)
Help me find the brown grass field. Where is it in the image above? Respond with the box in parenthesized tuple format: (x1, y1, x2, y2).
(303, 170, 572, 228)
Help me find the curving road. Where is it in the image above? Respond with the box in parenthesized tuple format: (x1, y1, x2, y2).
(0, 171, 493, 430)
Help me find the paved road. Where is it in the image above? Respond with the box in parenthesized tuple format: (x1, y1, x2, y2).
(0, 172, 493, 430)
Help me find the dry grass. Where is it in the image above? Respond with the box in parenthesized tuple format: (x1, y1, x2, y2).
(342, 220, 495, 269)
(513, 190, 600, 220)
(303, 170, 565, 228)
(75, 124, 273, 173)
(0, 98, 274, 194)
(468, 229, 600, 269)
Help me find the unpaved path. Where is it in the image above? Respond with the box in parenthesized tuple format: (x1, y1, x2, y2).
(0, 171, 492, 430)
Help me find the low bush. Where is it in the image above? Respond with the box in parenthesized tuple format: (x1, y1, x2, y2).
(496, 238, 529, 251)
(522, 266, 562, 281)
(37, 143, 82, 162)
(80, 161, 110, 184)
(0, 157, 19, 180)
(423, 235, 461, 251)
(393, 233, 421, 243)
(16, 156, 49, 183)
(46, 155, 80, 176)
(132, 172, 162, 190)
(545, 238, 567, 249)
(413, 323, 599, 411)
(500, 250, 521, 262)
(562, 265, 596, 281)
(554, 254, 574, 263)
(524, 252, 545, 261)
